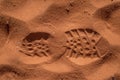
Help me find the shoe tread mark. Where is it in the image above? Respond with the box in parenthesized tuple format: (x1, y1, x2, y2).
(65, 28, 104, 58)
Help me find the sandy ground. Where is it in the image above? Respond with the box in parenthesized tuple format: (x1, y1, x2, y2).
(0, 0, 120, 80)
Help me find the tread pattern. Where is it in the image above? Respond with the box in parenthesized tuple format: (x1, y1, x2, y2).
(64, 28, 108, 58)
(19, 39, 50, 57)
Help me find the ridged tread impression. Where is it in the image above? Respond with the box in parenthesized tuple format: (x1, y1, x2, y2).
(19, 32, 50, 57)
(64, 28, 109, 58)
